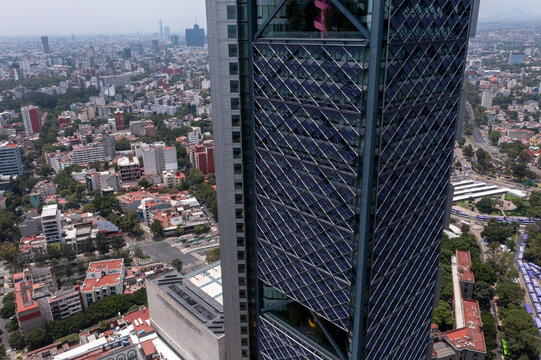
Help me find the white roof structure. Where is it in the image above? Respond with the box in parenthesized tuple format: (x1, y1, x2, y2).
(186, 263, 223, 305)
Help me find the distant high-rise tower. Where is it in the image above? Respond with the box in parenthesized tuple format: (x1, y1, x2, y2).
(21, 105, 41, 135)
(164, 26, 170, 38)
(207, 0, 481, 359)
(170, 35, 179, 46)
(40, 36, 50, 54)
(185, 24, 205, 47)
(159, 20, 163, 37)
(122, 48, 131, 60)
(151, 40, 160, 52)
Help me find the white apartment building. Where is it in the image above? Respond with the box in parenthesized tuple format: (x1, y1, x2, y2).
(86, 170, 120, 192)
(72, 143, 107, 165)
(48, 287, 84, 320)
(82, 259, 125, 307)
(137, 142, 177, 175)
(41, 204, 62, 245)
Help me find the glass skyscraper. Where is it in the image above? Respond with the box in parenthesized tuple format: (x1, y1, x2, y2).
(207, 0, 480, 359)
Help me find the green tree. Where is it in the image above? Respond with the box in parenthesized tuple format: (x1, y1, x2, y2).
(488, 130, 501, 146)
(481, 218, 514, 244)
(61, 244, 76, 260)
(150, 220, 165, 238)
(6, 318, 19, 332)
(205, 248, 220, 264)
(96, 233, 110, 255)
(8, 331, 25, 350)
(80, 238, 95, 256)
(92, 195, 116, 217)
(133, 246, 144, 259)
(474, 281, 492, 305)
(193, 224, 210, 234)
(500, 307, 540, 359)
(0, 242, 19, 265)
(457, 137, 466, 148)
(132, 224, 143, 237)
(171, 258, 183, 272)
(175, 225, 184, 236)
(98, 320, 109, 332)
(511, 151, 530, 180)
(471, 262, 497, 285)
(460, 223, 470, 234)
(432, 300, 455, 332)
(476, 197, 494, 214)
(495, 282, 524, 307)
(481, 311, 498, 359)
(1, 293, 16, 319)
(26, 328, 52, 350)
(115, 138, 131, 151)
(0, 210, 20, 243)
(463, 144, 474, 159)
(476, 148, 492, 173)
(138, 178, 151, 188)
(110, 236, 126, 253)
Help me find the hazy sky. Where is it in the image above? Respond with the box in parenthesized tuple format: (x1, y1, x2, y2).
(0, 0, 538, 37)
(0, 0, 207, 37)
(478, 0, 539, 20)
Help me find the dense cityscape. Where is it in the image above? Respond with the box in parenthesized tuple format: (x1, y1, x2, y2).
(0, 1, 540, 360)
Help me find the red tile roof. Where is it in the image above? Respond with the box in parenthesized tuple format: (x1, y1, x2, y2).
(14, 281, 39, 313)
(445, 299, 485, 353)
(82, 274, 121, 292)
(123, 307, 153, 335)
(88, 259, 123, 273)
(456, 250, 474, 283)
(141, 340, 157, 357)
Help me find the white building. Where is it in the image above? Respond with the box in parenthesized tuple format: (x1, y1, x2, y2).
(41, 204, 62, 245)
(86, 170, 120, 192)
(48, 286, 84, 320)
(481, 90, 493, 109)
(72, 143, 107, 165)
(138, 142, 177, 175)
(82, 259, 125, 307)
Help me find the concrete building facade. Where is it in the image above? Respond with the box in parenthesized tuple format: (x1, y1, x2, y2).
(146, 269, 225, 360)
(0, 142, 23, 175)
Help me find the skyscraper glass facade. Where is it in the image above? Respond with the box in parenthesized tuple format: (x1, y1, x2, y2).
(207, 0, 479, 359)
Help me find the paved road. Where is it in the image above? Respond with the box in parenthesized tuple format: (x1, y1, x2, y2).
(469, 228, 487, 263)
(138, 240, 205, 273)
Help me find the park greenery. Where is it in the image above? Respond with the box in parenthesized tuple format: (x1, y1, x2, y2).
(476, 197, 495, 214)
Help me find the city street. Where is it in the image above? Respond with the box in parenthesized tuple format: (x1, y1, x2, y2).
(137, 240, 205, 273)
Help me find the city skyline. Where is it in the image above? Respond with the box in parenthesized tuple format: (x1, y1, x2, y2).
(0, 0, 206, 37)
(0, 0, 535, 37)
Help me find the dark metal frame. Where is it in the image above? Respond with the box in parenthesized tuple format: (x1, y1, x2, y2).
(253, 0, 370, 40)
(350, 0, 386, 358)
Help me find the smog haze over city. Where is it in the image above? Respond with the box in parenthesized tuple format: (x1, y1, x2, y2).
(0, 0, 207, 36)
(0, 0, 538, 36)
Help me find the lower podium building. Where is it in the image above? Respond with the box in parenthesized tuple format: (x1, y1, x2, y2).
(146, 263, 224, 360)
